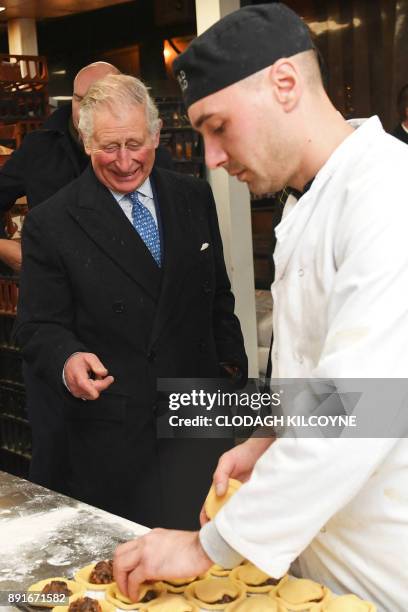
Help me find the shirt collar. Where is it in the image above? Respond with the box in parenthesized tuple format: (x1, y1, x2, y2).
(110, 176, 153, 203)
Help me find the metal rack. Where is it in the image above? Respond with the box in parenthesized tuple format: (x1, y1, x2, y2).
(0, 53, 49, 124)
(0, 275, 29, 478)
(156, 97, 205, 179)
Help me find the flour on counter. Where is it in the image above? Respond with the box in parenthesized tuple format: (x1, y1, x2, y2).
(0, 473, 145, 591)
(2, 507, 79, 553)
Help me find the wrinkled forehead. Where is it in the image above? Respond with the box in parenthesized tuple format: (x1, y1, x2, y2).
(91, 103, 149, 139)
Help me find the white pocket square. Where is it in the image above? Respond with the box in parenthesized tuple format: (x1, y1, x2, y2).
(200, 242, 209, 251)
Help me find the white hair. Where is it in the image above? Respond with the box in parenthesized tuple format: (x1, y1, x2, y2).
(78, 74, 161, 145)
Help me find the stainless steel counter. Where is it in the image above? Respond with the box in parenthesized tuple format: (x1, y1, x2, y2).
(0, 471, 148, 596)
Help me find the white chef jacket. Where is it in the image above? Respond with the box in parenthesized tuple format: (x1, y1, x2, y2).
(209, 117, 408, 612)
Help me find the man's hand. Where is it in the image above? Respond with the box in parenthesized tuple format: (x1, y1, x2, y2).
(200, 437, 274, 526)
(64, 352, 114, 399)
(0, 239, 22, 272)
(113, 529, 212, 602)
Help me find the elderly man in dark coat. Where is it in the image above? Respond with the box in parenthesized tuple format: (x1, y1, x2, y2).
(15, 74, 247, 528)
(0, 62, 174, 496)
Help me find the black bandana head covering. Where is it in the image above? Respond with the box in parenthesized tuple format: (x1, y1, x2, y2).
(173, 2, 314, 108)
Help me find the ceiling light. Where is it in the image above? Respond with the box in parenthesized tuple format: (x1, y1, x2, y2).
(0, 7, 6, 12)
(308, 18, 362, 36)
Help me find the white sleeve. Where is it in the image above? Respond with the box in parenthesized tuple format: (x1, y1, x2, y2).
(214, 436, 399, 578)
(199, 521, 244, 569)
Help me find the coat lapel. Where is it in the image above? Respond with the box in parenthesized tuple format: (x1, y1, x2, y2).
(67, 166, 162, 300)
(150, 168, 195, 343)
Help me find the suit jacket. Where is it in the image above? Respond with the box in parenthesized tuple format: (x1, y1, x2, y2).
(15, 165, 248, 528)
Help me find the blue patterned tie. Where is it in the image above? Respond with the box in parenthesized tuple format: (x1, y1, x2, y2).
(128, 191, 161, 267)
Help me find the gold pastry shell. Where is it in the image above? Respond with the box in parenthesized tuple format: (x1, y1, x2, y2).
(227, 595, 287, 612)
(204, 478, 242, 519)
(185, 577, 245, 610)
(74, 563, 114, 591)
(230, 564, 288, 594)
(322, 594, 377, 611)
(27, 578, 83, 608)
(206, 565, 233, 578)
(161, 577, 199, 594)
(144, 593, 200, 612)
(105, 581, 165, 609)
(53, 592, 115, 612)
(275, 578, 331, 611)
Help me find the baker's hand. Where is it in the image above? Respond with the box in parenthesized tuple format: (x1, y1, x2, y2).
(0, 239, 22, 272)
(200, 437, 274, 526)
(113, 529, 212, 602)
(64, 352, 114, 400)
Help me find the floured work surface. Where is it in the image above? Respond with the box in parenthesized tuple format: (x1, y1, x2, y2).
(0, 471, 148, 602)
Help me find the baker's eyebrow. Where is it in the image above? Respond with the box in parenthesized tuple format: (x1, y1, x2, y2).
(193, 113, 214, 130)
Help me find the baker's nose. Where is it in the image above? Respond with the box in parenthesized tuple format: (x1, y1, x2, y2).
(204, 138, 228, 169)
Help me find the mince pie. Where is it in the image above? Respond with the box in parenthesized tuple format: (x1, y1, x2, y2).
(106, 582, 164, 609)
(28, 577, 82, 607)
(231, 563, 287, 594)
(275, 578, 331, 610)
(186, 577, 245, 610)
(74, 561, 114, 591)
(144, 594, 199, 612)
(204, 479, 242, 519)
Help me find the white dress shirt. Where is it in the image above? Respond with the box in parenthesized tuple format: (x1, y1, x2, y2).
(110, 177, 158, 226)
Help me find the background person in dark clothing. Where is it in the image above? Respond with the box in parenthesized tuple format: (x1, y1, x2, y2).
(392, 84, 408, 145)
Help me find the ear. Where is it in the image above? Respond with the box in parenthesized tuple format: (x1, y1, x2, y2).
(268, 58, 301, 112)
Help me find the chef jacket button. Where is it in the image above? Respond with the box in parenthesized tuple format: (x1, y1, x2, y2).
(298, 354, 304, 364)
(298, 268, 304, 277)
(274, 351, 278, 360)
(202, 281, 211, 294)
(148, 349, 156, 362)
